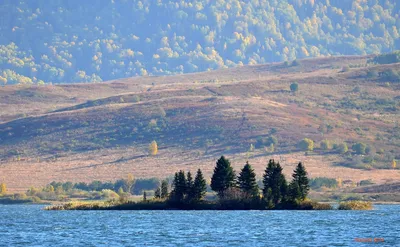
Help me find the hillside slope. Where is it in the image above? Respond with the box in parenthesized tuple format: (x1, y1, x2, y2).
(0, 55, 399, 191)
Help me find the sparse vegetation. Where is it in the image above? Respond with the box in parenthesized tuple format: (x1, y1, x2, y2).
(336, 143, 349, 154)
(309, 177, 338, 189)
(0, 53, 399, 193)
(341, 66, 350, 73)
(320, 140, 331, 151)
(338, 201, 373, 210)
(371, 51, 400, 65)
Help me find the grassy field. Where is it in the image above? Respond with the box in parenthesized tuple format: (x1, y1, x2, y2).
(0, 55, 399, 192)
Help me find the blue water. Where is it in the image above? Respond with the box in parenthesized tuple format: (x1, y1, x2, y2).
(0, 205, 399, 246)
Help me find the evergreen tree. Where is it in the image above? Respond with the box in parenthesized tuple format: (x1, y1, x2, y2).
(288, 181, 301, 202)
(262, 159, 287, 207)
(171, 170, 187, 202)
(238, 162, 259, 198)
(186, 171, 194, 201)
(160, 180, 169, 199)
(193, 169, 207, 202)
(211, 156, 236, 197)
(154, 187, 161, 199)
(291, 162, 310, 200)
(143, 191, 147, 201)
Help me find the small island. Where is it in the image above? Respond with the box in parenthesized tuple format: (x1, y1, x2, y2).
(45, 156, 371, 211)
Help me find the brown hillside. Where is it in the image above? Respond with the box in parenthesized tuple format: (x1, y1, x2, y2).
(0, 55, 399, 192)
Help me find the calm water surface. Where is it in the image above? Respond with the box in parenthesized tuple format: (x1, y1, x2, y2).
(0, 204, 399, 246)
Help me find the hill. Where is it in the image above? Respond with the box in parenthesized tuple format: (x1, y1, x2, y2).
(0, 55, 399, 192)
(1, 0, 400, 85)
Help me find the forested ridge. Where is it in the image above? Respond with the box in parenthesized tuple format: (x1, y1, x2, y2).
(0, 0, 399, 84)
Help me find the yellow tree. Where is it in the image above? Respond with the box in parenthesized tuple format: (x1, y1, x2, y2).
(47, 185, 55, 193)
(149, 140, 158, 155)
(124, 173, 135, 194)
(0, 183, 7, 195)
(337, 178, 342, 188)
(298, 138, 314, 151)
(392, 159, 397, 169)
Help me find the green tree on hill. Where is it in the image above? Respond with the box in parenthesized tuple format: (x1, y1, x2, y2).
(238, 162, 259, 198)
(211, 156, 236, 197)
(320, 139, 331, 150)
(290, 82, 298, 94)
(352, 142, 367, 155)
(336, 142, 348, 154)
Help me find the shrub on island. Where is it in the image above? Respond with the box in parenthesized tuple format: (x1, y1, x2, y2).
(338, 201, 373, 210)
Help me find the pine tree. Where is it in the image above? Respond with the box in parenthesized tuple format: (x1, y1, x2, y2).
(193, 169, 207, 202)
(291, 162, 310, 200)
(288, 181, 301, 202)
(211, 156, 236, 197)
(171, 170, 186, 202)
(238, 162, 259, 198)
(154, 187, 161, 199)
(186, 171, 194, 201)
(160, 180, 169, 199)
(262, 159, 287, 206)
(143, 191, 147, 201)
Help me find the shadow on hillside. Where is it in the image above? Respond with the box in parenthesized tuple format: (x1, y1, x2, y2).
(59, 154, 148, 171)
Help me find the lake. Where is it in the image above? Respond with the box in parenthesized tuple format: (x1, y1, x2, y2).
(0, 204, 399, 246)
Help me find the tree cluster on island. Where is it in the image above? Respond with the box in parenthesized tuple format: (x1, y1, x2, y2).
(155, 156, 311, 210)
(44, 156, 372, 210)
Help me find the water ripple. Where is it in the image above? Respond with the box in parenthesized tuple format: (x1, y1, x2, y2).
(0, 205, 399, 246)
